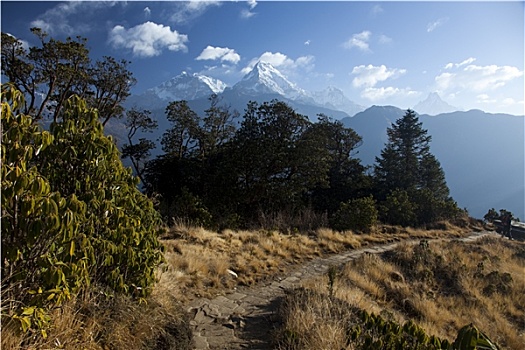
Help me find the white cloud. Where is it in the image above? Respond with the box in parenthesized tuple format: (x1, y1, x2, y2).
(304, 39, 311, 46)
(108, 22, 188, 58)
(5, 33, 30, 51)
(241, 52, 315, 75)
(144, 7, 151, 19)
(241, 0, 258, 19)
(196, 46, 241, 64)
(378, 34, 393, 44)
(444, 57, 476, 69)
(502, 97, 516, 105)
(361, 87, 420, 101)
(30, 1, 121, 35)
(371, 5, 383, 16)
(436, 59, 523, 92)
(170, 1, 221, 24)
(427, 17, 449, 32)
(342, 31, 372, 52)
(476, 94, 497, 104)
(351, 64, 406, 88)
(240, 9, 256, 19)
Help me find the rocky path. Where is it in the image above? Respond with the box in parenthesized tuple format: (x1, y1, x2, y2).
(185, 231, 494, 350)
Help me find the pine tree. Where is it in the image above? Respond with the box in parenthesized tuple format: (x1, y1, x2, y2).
(374, 109, 458, 225)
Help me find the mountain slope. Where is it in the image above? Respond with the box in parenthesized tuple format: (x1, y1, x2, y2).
(413, 92, 459, 115)
(311, 86, 365, 117)
(343, 106, 524, 219)
(229, 61, 308, 101)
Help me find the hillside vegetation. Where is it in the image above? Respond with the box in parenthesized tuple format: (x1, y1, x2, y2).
(275, 236, 525, 349)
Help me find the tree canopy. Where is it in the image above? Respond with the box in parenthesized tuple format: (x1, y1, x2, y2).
(374, 109, 461, 225)
(1, 29, 135, 124)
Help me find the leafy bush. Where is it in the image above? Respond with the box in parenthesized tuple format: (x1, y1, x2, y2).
(1, 85, 164, 336)
(331, 196, 378, 232)
(380, 189, 418, 227)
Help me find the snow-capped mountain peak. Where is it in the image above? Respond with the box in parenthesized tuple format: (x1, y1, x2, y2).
(413, 92, 459, 115)
(232, 61, 307, 100)
(311, 86, 365, 116)
(150, 72, 227, 101)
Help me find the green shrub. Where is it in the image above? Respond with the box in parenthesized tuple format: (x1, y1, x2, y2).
(1, 85, 164, 336)
(331, 196, 378, 232)
(380, 189, 418, 227)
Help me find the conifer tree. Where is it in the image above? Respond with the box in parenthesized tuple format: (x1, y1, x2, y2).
(374, 109, 458, 225)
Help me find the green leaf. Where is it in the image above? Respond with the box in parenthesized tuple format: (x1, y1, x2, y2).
(69, 240, 75, 256)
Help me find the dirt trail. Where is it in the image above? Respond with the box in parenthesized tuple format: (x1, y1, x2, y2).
(184, 231, 494, 350)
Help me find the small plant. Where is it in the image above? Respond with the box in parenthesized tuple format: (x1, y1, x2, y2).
(452, 323, 500, 350)
(331, 196, 378, 232)
(327, 265, 338, 297)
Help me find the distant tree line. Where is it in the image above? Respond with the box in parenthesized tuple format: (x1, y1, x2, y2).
(141, 98, 464, 231)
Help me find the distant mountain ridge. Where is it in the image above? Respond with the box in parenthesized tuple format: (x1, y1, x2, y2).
(342, 107, 524, 220)
(128, 61, 364, 118)
(413, 92, 459, 115)
(121, 63, 523, 220)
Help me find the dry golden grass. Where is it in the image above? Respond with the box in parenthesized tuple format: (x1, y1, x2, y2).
(2, 220, 476, 349)
(158, 221, 473, 303)
(1, 283, 192, 350)
(276, 235, 525, 350)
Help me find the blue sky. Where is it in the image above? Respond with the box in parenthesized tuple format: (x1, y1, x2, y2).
(2, 1, 524, 115)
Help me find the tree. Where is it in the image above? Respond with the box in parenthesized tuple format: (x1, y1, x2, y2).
(330, 196, 378, 232)
(2, 85, 88, 333)
(380, 189, 418, 227)
(375, 109, 433, 195)
(229, 100, 323, 217)
(374, 110, 456, 225)
(1, 29, 135, 124)
(1, 85, 164, 336)
(483, 208, 499, 223)
(35, 95, 164, 297)
(121, 108, 157, 184)
(198, 94, 237, 159)
(306, 114, 370, 213)
(87, 56, 136, 126)
(161, 100, 200, 159)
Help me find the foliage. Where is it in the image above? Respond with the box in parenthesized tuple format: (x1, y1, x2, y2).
(1, 85, 164, 336)
(380, 189, 418, 227)
(374, 110, 459, 226)
(164, 187, 213, 227)
(1, 29, 135, 123)
(350, 311, 499, 350)
(349, 311, 451, 349)
(452, 324, 500, 350)
(307, 114, 371, 213)
(121, 108, 157, 184)
(1, 84, 87, 335)
(330, 196, 378, 232)
(228, 100, 327, 217)
(147, 100, 368, 228)
(36, 94, 164, 297)
(483, 208, 499, 223)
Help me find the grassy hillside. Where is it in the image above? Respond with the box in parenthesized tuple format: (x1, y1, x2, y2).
(3, 222, 476, 349)
(274, 236, 525, 349)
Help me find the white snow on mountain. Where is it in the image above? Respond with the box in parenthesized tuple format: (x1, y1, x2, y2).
(413, 92, 459, 115)
(310, 86, 365, 116)
(231, 61, 308, 100)
(129, 62, 363, 118)
(150, 71, 227, 101)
